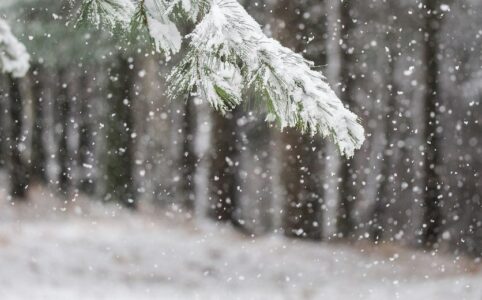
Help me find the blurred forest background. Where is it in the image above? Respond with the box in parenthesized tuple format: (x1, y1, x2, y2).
(1, 0, 482, 260)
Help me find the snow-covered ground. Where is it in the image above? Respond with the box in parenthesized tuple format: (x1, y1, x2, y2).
(0, 187, 481, 300)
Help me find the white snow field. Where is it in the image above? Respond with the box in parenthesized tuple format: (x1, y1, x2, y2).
(0, 187, 481, 300)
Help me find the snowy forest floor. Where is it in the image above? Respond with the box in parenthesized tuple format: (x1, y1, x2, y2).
(0, 186, 481, 300)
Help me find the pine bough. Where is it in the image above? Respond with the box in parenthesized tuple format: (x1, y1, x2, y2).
(0, 19, 30, 77)
(77, 0, 365, 157)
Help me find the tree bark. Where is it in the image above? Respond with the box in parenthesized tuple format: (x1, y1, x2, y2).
(421, 0, 444, 248)
(30, 65, 48, 184)
(105, 57, 137, 209)
(7, 76, 29, 199)
(272, 0, 327, 240)
(337, 0, 358, 239)
(208, 111, 240, 225)
(56, 69, 72, 197)
(0, 79, 6, 168)
(281, 130, 324, 240)
(371, 36, 399, 242)
(77, 72, 95, 195)
(179, 96, 198, 213)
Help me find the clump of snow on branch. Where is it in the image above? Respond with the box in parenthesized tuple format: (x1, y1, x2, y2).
(131, 0, 209, 55)
(78, 0, 365, 157)
(142, 0, 182, 57)
(0, 19, 30, 77)
(167, 1, 247, 113)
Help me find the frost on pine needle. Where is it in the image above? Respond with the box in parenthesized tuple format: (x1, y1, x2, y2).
(166, 0, 210, 22)
(0, 19, 30, 78)
(167, 0, 247, 113)
(77, 0, 135, 30)
(253, 41, 365, 158)
(168, 50, 243, 113)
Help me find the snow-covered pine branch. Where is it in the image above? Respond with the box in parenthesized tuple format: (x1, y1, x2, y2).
(132, 0, 182, 57)
(77, 0, 135, 30)
(0, 19, 30, 77)
(77, 0, 365, 157)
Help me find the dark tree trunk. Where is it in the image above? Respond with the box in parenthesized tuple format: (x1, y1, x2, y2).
(105, 57, 137, 209)
(281, 130, 324, 240)
(337, 0, 358, 239)
(30, 66, 48, 184)
(272, 0, 327, 240)
(0, 79, 6, 168)
(7, 76, 29, 200)
(371, 39, 399, 243)
(421, 0, 444, 248)
(78, 73, 95, 195)
(179, 97, 198, 213)
(237, 110, 274, 234)
(56, 69, 71, 197)
(208, 111, 240, 225)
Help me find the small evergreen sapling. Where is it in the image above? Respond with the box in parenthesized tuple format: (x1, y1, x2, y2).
(77, 0, 365, 157)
